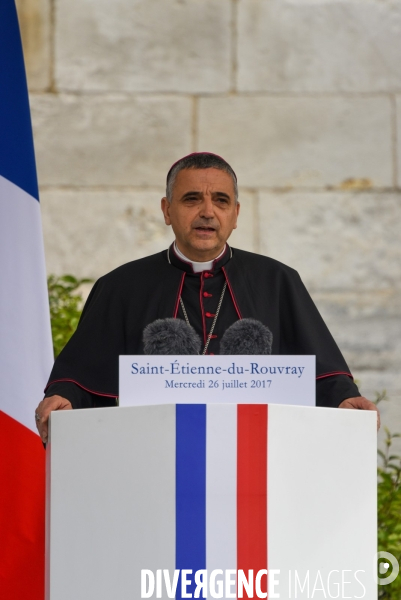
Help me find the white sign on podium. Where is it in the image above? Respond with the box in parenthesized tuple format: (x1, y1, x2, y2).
(119, 355, 316, 407)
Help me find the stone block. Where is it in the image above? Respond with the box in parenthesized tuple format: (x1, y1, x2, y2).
(41, 188, 174, 279)
(31, 94, 192, 186)
(198, 96, 392, 188)
(312, 290, 401, 373)
(258, 191, 401, 291)
(15, 0, 51, 91)
(55, 0, 231, 93)
(356, 371, 401, 397)
(237, 0, 401, 92)
(257, 190, 401, 376)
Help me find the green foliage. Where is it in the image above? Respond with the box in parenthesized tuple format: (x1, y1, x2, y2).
(47, 275, 92, 357)
(376, 391, 401, 598)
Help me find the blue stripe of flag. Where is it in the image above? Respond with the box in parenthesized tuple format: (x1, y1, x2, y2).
(176, 404, 206, 599)
(0, 0, 39, 200)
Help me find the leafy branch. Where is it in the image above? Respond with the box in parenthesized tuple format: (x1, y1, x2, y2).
(47, 275, 92, 358)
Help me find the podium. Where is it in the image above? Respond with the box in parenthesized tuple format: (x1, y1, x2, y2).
(46, 403, 377, 599)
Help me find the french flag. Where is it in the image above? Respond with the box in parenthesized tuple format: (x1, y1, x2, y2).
(0, 1, 53, 597)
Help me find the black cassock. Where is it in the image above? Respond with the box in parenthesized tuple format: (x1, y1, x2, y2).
(45, 244, 360, 408)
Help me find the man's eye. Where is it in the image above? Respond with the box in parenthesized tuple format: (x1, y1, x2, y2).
(216, 197, 228, 204)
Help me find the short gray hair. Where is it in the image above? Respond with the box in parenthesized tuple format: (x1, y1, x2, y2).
(166, 152, 238, 203)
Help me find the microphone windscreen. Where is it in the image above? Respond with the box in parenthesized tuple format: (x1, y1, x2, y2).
(220, 318, 273, 355)
(143, 318, 202, 355)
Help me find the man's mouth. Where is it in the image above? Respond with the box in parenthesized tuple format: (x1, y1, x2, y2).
(194, 226, 216, 232)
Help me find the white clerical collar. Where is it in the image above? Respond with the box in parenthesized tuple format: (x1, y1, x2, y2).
(174, 242, 226, 273)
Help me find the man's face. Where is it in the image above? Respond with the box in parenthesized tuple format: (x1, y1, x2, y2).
(161, 168, 240, 261)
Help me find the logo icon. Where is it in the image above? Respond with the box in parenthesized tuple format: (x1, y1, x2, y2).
(374, 552, 399, 585)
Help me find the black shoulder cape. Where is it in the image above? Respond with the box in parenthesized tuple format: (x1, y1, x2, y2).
(46, 247, 355, 401)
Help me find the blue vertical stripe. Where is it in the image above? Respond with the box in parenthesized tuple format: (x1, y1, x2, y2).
(176, 404, 206, 599)
(0, 0, 39, 200)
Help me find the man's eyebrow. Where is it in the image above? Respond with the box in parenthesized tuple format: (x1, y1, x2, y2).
(181, 191, 203, 199)
(211, 191, 231, 200)
(180, 190, 232, 200)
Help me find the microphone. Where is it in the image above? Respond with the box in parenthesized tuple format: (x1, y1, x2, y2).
(220, 319, 273, 355)
(143, 318, 202, 355)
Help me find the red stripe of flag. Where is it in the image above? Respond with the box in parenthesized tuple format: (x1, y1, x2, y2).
(237, 404, 268, 598)
(0, 411, 46, 599)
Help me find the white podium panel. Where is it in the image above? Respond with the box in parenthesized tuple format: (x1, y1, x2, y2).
(46, 405, 377, 600)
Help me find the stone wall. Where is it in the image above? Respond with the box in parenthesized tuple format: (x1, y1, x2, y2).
(17, 0, 401, 439)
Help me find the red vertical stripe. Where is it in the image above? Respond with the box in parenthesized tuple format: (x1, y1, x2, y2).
(0, 411, 45, 599)
(237, 404, 268, 598)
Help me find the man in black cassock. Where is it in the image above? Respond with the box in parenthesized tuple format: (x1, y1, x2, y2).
(35, 152, 378, 443)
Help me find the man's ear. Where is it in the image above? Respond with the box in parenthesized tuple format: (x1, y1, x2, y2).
(233, 201, 240, 230)
(161, 197, 172, 225)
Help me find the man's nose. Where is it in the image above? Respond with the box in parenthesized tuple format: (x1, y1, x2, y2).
(199, 196, 214, 218)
